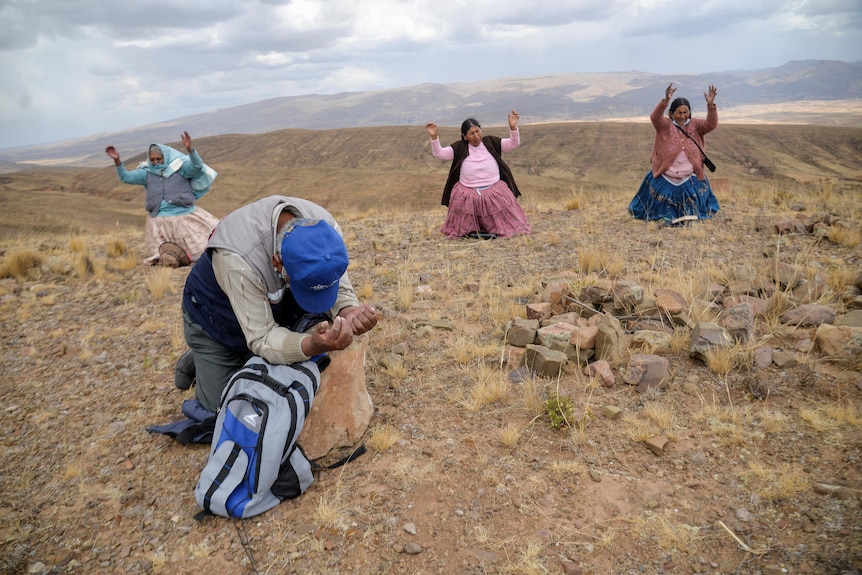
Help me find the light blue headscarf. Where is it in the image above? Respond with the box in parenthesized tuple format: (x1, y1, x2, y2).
(138, 143, 217, 194)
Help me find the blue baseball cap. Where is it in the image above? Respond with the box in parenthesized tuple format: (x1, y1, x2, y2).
(280, 219, 349, 313)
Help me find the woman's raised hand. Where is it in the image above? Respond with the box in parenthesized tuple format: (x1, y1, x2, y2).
(704, 85, 718, 106)
(664, 83, 676, 100)
(508, 110, 519, 130)
(424, 122, 438, 140)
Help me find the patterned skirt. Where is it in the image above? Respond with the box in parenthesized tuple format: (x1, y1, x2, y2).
(144, 206, 220, 263)
(628, 172, 720, 222)
(440, 180, 532, 238)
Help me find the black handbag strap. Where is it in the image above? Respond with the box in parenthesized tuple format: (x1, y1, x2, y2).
(674, 123, 710, 160)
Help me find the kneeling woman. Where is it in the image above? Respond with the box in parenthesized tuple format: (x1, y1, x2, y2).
(425, 112, 531, 238)
(629, 84, 720, 223)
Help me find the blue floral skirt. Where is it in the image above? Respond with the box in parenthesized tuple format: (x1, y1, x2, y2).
(628, 172, 720, 222)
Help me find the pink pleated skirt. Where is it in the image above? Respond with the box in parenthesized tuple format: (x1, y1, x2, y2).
(144, 207, 220, 263)
(440, 180, 531, 238)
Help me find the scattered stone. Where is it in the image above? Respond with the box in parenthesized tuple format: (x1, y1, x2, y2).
(689, 321, 732, 359)
(766, 260, 803, 289)
(402, 542, 422, 554)
(570, 324, 598, 350)
(654, 288, 688, 315)
(773, 217, 807, 235)
(584, 360, 615, 387)
(813, 483, 862, 500)
(589, 469, 602, 482)
(414, 318, 453, 330)
(524, 344, 567, 377)
(623, 354, 670, 393)
(594, 314, 625, 365)
(560, 561, 583, 575)
(402, 522, 417, 535)
(836, 309, 862, 328)
(721, 302, 755, 342)
(526, 302, 553, 320)
(508, 365, 533, 383)
(602, 405, 622, 419)
(754, 346, 773, 368)
(629, 330, 672, 354)
(644, 436, 669, 456)
(771, 350, 797, 368)
(506, 317, 539, 346)
(781, 303, 836, 327)
(537, 322, 578, 349)
(612, 279, 644, 312)
(414, 284, 433, 299)
(814, 324, 862, 361)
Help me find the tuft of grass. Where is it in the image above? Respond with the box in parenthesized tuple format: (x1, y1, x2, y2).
(107, 237, 127, 257)
(0, 249, 44, 280)
(827, 224, 861, 248)
(68, 235, 86, 253)
(742, 462, 810, 501)
(379, 352, 408, 382)
(73, 252, 95, 279)
(460, 363, 511, 411)
(496, 423, 522, 448)
(757, 409, 790, 434)
(366, 425, 402, 452)
(642, 402, 675, 433)
(521, 377, 546, 419)
(703, 343, 751, 375)
(396, 263, 415, 311)
(145, 267, 175, 298)
(356, 282, 374, 300)
(447, 334, 499, 366)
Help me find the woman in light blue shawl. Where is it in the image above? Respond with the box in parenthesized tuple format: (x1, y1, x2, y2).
(105, 131, 219, 266)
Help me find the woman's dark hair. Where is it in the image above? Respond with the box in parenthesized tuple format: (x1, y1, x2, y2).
(669, 98, 691, 114)
(460, 118, 481, 138)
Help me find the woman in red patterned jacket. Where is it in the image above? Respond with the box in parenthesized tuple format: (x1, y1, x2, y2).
(628, 83, 720, 223)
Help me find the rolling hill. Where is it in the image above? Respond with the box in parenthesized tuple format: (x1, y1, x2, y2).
(1, 60, 860, 168)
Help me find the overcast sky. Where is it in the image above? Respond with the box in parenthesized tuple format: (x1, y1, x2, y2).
(1, 0, 859, 150)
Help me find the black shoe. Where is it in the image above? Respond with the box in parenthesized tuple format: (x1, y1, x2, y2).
(465, 231, 498, 240)
(174, 349, 196, 390)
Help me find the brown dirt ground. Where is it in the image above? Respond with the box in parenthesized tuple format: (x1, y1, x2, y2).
(1, 196, 861, 575)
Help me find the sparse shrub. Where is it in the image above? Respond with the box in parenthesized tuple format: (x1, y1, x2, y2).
(145, 267, 174, 298)
(69, 235, 86, 253)
(73, 252, 95, 279)
(827, 224, 861, 248)
(367, 425, 402, 452)
(1, 249, 43, 280)
(107, 237, 127, 257)
(496, 423, 521, 448)
(545, 393, 574, 429)
(565, 198, 581, 210)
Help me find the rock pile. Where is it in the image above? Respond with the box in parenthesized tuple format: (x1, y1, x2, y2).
(504, 242, 862, 394)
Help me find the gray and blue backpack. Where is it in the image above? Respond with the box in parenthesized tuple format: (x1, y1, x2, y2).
(194, 358, 320, 518)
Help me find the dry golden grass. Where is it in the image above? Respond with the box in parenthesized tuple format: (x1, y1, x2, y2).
(459, 363, 511, 411)
(144, 266, 175, 298)
(0, 248, 43, 280)
(496, 423, 522, 448)
(742, 462, 811, 501)
(1, 123, 861, 575)
(366, 425, 402, 452)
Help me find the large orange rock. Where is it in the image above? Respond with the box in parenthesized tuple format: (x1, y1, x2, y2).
(298, 337, 373, 461)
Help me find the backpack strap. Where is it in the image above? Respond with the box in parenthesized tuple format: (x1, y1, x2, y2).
(311, 444, 367, 470)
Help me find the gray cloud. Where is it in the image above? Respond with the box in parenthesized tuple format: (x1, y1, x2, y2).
(0, 0, 859, 149)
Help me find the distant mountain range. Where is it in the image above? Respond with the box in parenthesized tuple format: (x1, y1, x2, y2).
(2, 59, 860, 168)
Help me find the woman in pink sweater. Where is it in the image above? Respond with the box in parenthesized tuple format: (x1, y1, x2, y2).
(628, 83, 720, 223)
